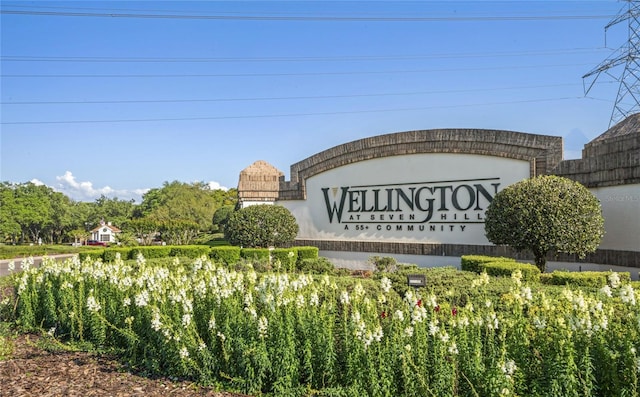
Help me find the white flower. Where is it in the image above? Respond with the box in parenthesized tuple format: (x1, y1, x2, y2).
(86, 296, 101, 312)
(179, 346, 189, 359)
(217, 331, 226, 342)
(47, 327, 56, 336)
(134, 290, 149, 307)
(353, 283, 365, 298)
(245, 306, 257, 319)
(439, 331, 450, 343)
(372, 326, 383, 342)
(500, 388, 510, 396)
(501, 359, 517, 376)
(151, 310, 162, 331)
(404, 344, 412, 352)
(428, 319, 439, 336)
(258, 316, 269, 338)
(448, 342, 459, 355)
(7, 261, 15, 272)
(394, 310, 405, 322)
(208, 316, 216, 331)
(471, 272, 490, 287)
(182, 313, 192, 328)
(404, 326, 414, 338)
(487, 312, 499, 329)
(620, 284, 636, 305)
(533, 316, 546, 330)
(295, 294, 305, 308)
(340, 291, 350, 305)
(600, 285, 613, 298)
(521, 287, 533, 302)
(310, 292, 320, 306)
(123, 297, 131, 307)
(21, 257, 34, 271)
(380, 277, 392, 293)
(608, 272, 621, 289)
(511, 270, 522, 287)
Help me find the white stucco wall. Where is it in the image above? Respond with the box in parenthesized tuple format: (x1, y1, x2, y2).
(280, 153, 530, 245)
(590, 184, 640, 252)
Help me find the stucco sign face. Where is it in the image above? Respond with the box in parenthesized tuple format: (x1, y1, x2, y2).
(282, 153, 530, 245)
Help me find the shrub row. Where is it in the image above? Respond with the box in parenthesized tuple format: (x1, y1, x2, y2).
(461, 255, 636, 288)
(78, 245, 320, 269)
(543, 270, 631, 288)
(461, 255, 541, 282)
(460, 255, 516, 273)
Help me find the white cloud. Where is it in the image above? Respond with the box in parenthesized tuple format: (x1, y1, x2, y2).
(55, 171, 147, 202)
(30, 178, 45, 186)
(206, 181, 229, 191)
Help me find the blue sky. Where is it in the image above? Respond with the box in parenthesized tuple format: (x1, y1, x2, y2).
(0, 1, 629, 202)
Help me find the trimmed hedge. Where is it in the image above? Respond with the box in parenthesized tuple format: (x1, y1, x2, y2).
(460, 255, 516, 273)
(240, 248, 270, 262)
(210, 246, 241, 265)
(102, 248, 131, 262)
(297, 257, 335, 274)
(169, 245, 211, 259)
(546, 270, 631, 288)
(296, 246, 319, 264)
(79, 249, 106, 262)
(271, 248, 298, 272)
(481, 261, 541, 283)
(129, 246, 172, 260)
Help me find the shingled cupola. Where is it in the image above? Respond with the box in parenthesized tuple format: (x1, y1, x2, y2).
(237, 160, 284, 208)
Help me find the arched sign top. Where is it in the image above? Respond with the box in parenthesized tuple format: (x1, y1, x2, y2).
(280, 128, 563, 200)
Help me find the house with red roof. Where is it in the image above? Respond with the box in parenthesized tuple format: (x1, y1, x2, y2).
(89, 220, 121, 245)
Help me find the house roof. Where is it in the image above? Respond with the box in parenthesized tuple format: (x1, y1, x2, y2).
(90, 224, 121, 233)
(590, 112, 640, 143)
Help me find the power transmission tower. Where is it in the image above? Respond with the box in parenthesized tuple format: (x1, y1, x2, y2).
(583, 0, 640, 127)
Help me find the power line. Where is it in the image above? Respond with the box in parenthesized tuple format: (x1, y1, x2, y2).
(0, 83, 590, 105)
(0, 96, 587, 125)
(0, 2, 615, 18)
(0, 48, 606, 63)
(0, 63, 597, 79)
(0, 9, 614, 22)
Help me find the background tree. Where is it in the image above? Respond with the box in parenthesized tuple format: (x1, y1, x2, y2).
(45, 191, 74, 244)
(212, 205, 235, 233)
(225, 204, 299, 248)
(161, 219, 200, 245)
(68, 228, 89, 246)
(129, 218, 161, 246)
(484, 175, 605, 272)
(89, 195, 136, 230)
(0, 183, 22, 243)
(136, 181, 229, 232)
(11, 182, 54, 243)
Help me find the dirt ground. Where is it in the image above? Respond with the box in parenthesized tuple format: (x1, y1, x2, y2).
(0, 334, 251, 397)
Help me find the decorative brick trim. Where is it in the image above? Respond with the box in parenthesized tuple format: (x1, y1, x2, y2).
(553, 131, 640, 187)
(280, 129, 562, 200)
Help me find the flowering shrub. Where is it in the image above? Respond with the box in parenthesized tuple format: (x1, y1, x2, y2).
(11, 255, 640, 396)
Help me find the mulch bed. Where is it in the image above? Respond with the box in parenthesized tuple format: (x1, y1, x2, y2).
(0, 334, 251, 397)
